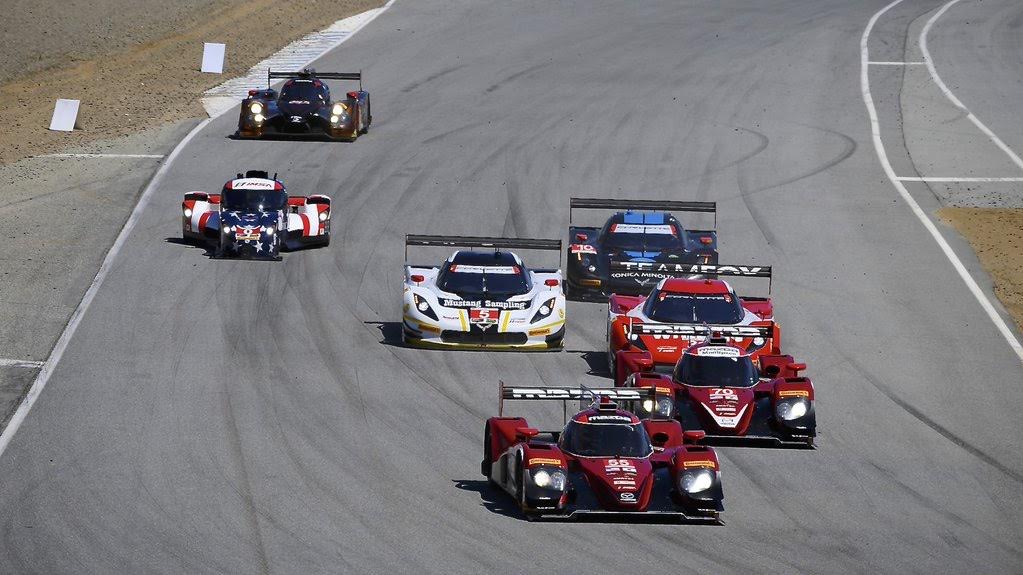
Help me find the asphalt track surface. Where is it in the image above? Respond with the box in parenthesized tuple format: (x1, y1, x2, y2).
(1, 1, 1022, 573)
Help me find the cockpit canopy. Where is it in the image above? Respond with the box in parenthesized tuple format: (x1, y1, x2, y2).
(559, 417, 653, 458)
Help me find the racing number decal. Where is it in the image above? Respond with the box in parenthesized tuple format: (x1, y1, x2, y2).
(710, 388, 739, 401)
(469, 308, 500, 325)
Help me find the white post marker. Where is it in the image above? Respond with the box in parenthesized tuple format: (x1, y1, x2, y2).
(49, 99, 80, 131)
(201, 42, 226, 74)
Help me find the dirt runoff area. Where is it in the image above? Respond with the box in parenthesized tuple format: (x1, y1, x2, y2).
(940, 208, 1023, 332)
(0, 0, 383, 165)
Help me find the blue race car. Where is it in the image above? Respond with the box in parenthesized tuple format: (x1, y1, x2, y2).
(565, 198, 718, 301)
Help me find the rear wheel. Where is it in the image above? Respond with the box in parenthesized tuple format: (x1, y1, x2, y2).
(481, 422, 493, 478)
(360, 97, 371, 134)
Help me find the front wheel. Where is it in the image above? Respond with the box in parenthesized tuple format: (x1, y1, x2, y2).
(360, 97, 372, 133)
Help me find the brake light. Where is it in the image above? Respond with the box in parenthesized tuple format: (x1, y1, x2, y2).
(410, 274, 425, 283)
(544, 279, 559, 287)
(248, 90, 258, 96)
(700, 237, 713, 245)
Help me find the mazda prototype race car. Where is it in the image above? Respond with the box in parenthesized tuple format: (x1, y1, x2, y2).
(181, 170, 330, 259)
(565, 198, 718, 301)
(621, 334, 816, 447)
(482, 384, 724, 522)
(402, 236, 565, 350)
(235, 69, 371, 141)
(607, 266, 778, 384)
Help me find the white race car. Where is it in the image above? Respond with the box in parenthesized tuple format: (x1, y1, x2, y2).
(402, 235, 565, 350)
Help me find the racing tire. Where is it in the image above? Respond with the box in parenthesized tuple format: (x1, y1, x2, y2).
(517, 455, 539, 521)
(607, 347, 617, 381)
(360, 97, 371, 134)
(481, 422, 493, 478)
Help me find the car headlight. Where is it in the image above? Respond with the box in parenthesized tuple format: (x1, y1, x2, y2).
(776, 398, 809, 421)
(253, 113, 265, 123)
(530, 297, 558, 323)
(318, 211, 328, 222)
(330, 115, 340, 124)
(531, 468, 567, 490)
(411, 293, 438, 321)
(332, 102, 348, 115)
(587, 265, 597, 273)
(640, 397, 674, 419)
(263, 226, 274, 236)
(679, 469, 715, 494)
(183, 208, 192, 218)
(249, 102, 263, 114)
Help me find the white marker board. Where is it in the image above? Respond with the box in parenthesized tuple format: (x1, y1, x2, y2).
(201, 43, 226, 74)
(49, 99, 80, 131)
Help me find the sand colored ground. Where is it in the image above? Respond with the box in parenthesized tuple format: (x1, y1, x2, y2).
(940, 208, 1023, 332)
(0, 0, 382, 165)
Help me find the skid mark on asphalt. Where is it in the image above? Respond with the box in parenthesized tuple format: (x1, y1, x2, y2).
(400, 64, 465, 93)
(846, 356, 1022, 485)
(484, 62, 551, 94)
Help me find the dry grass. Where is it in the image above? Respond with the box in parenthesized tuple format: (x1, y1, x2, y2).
(0, 0, 382, 165)
(940, 207, 1023, 332)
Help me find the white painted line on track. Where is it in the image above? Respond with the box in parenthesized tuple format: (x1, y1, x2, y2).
(897, 176, 1023, 182)
(868, 61, 927, 65)
(0, 359, 44, 369)
(861, 0, 1023, 363)
(40, 153, 165, 159)
(921, 0, 1023, 173)
(0, 0, 399, 460)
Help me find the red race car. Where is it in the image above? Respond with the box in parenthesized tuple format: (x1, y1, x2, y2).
(482, 384, 724, 522)
(622, 333, 816, 448)
(607, 264, 778, 385)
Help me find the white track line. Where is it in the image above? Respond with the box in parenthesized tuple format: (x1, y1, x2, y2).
(0, 0, 398, 460)
(868, 61, 926, 65)
(897, 176, 1023, 182)
(41, 153, 165, 159)
(861, 0, 1023, 363)
(0, 359, 44, 369)
(921, 0, 1023, 173)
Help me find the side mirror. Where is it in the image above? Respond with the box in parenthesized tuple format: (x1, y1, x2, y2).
(682, 430, 706, 444)
(787, 363, 807, 374)
(515, 427, 539, 441)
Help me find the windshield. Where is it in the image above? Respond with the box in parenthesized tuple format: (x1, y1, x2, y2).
(604, 223, 683, 251)
(222, 189, 286, 212)
(560, 420, 652, 458)
(437, 264, 530, 297)
(675, 354, 758, 387)
(279, 81, 327, 104)
(646, 292, 744, 324)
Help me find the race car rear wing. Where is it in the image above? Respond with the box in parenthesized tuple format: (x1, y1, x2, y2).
(268, 69, 363, 90)
(569, 197, 716, 227)
(608, 262, 772, 291)
(404, 234, 562, 262)
(625, 322, 774, 340)
(498, 382, 657, 420)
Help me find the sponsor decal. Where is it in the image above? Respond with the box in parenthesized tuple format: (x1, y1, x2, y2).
(232, 178, 274, 189)
(778, 389, 810, 398)
(618, 492, 637, 502)
(528, 327, 550, 336)
(682, 460, 717, 469)
(610, 223, 676, 235)
(528, 457, 562, 467)
(448, 265, 519, 274)
(417, 323, 440, 334)
(656, 346, 678, 354)
(696, 346, 741, 357)
(587, 415, 632, 423)
(508, 388, 644, 400)
(570, 244, 597, 254)
(610, 262, 769, 277)
(441, 299, 529, 310)
(632, 324, 769, 339)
